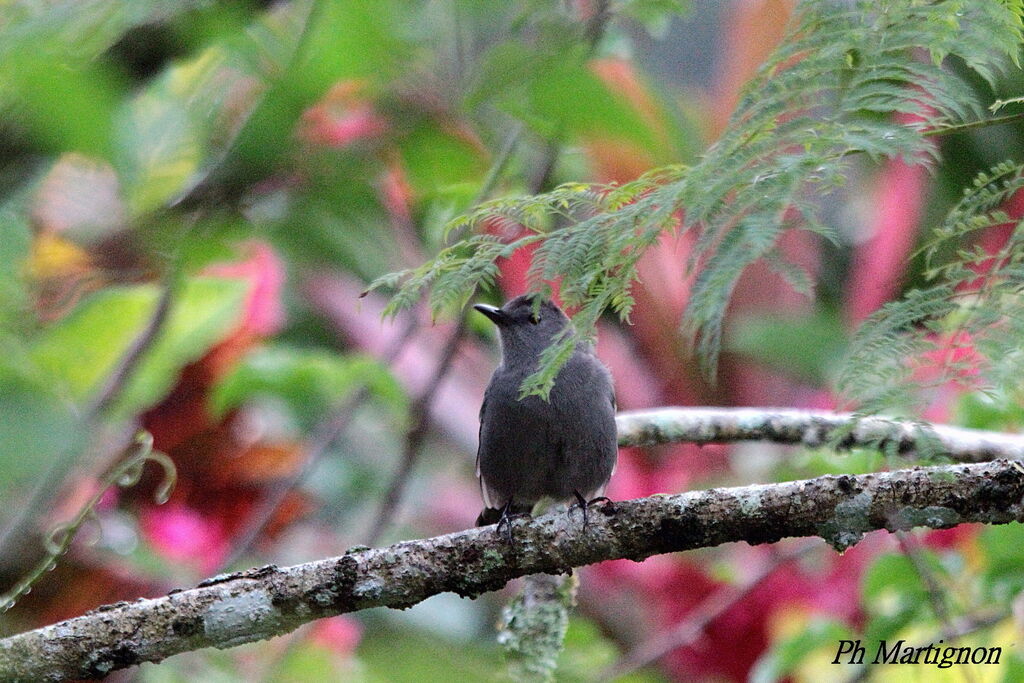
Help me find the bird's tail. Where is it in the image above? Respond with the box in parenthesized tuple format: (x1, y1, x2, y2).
(476, 502, 531, 527)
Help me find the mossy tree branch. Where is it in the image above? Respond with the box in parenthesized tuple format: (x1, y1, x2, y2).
(2, 431, 1024, 680)
(615, 407, 1024, 461)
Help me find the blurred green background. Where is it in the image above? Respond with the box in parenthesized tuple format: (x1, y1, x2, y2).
(2, 1, 1024, 681)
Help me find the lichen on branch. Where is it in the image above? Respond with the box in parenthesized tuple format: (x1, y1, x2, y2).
(2, 455, 1023, 682)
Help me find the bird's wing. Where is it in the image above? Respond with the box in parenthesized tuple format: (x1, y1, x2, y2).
(476, 394, 501, 509)
(608, 369, 618, 477)
(479, 476, 499, 509)
(475, 394, 487, 478)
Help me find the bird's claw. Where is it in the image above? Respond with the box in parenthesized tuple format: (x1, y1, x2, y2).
(570, 491, 614, 531)
(495, 500, 529, 544)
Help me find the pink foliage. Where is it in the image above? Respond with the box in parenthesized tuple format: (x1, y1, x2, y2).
(310, 616, 364, 655)
(205, 241, 286, 338)
(298, 81, 389, 148)
(378, 162, 413, 224)
(139, 503, 229, 574)
(846, 158, 929, 324)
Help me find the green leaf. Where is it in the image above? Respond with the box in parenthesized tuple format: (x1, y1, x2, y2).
(862, 553, 926, 603)
(113, 15, 288, 215)
(0, 2, 206, 64)
(0, 368, 79, 495)
(954, 391, 1024, 432)
(772, 446, 882, 481)
(860, 553, 929, 643)
(519, 56, 659, 152)
(31, 276, 247, 416)
(271, 634, 355, 680)
(397, 120, 489, 198)
(728, 309, 847, 385)
(468, 40, 550, 111)
(112, 2, 327, 214)
(978, 523, 1024, 597)
(0, 198, 32, 331)
(211, 347, 406, 425)
(358, 622, 501, 682)
(749, 618, 855, 683)
(377, 0, 1024, 391)
(558, 617, 663, 682)
(1000, 652, 1024, 683)
(0, 52, 124, 159)
(840, 160, 1024, 414)
(230, 0, 411, 177)
(115, 65, 210, 215)
(0, 2, 212, 160)
(297, 0, 409, 88)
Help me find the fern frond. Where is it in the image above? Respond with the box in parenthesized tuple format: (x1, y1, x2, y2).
(672, 0, 1020, 374)
(920, 161, 1024, 273)
(840, 162, 1024, 416)
(376, 0, 1024, 395)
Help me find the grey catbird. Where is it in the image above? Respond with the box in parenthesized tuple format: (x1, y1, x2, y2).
(473, 295, 617, 530)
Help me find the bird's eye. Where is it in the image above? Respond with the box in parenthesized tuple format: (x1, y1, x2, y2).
(530, 314, 540, 324)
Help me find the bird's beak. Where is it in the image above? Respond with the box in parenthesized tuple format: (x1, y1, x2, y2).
(473, 303, 506, 325)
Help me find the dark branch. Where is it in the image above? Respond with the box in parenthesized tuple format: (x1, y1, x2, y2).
(364, 318, 467, 545)
(220, 317, 419, 569)
(86, 275, 178, 420)
(597, 543, 816, 681)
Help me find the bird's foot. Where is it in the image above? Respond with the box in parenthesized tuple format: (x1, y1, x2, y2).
(570, 491, 614, 532)
(489, 500, 530, 544)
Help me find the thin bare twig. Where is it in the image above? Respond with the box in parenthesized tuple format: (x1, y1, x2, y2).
(0, 433, 175, 613)
(172, 0, 326, 209)
(597, 542, 818, 681)
(358, 0, 617, 547)
(0, 266, 181, 570)
(219, 317, 419, 569)
(356, 106, 546, 545)
(362, 0, 617, 549)
(527, 0, 612, 195)
(363, 317, 467, 545)
(443, 121, 525, 246)
(228, 104, 532, 565)
(896, 531, 956, 634)
(473, 125, 523, 208)
(86, 273, 179, 420)
(924, 111, 1024, 138)
(893, 529, 977, 683)
(583, 0, 612, 47)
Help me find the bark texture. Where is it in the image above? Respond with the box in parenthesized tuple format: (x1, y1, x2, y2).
(2, 458, 1023, 681)
(615, 407, 1024, 461)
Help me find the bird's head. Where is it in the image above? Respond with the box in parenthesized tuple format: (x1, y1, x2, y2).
(473, 295, 571, 364)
